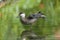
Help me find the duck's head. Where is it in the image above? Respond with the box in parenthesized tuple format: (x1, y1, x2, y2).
(19, 12, 25, 18)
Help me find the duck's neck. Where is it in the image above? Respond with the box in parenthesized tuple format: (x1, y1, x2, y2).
(20, 16, 26, 21)
(20, 16, 27, 23)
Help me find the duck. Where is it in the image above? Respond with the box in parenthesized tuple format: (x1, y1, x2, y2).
(18, 11, 46, 40)
(18, 11, 46, 25)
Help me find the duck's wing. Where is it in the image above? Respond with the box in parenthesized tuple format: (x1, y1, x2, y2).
(27, 14, 37, 19)
(27, 16, 34, 20)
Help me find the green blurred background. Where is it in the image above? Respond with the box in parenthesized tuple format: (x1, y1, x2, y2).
(0, 0, 60, 40)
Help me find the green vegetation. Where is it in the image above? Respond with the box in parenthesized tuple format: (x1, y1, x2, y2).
(0, 0, 60, 40)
